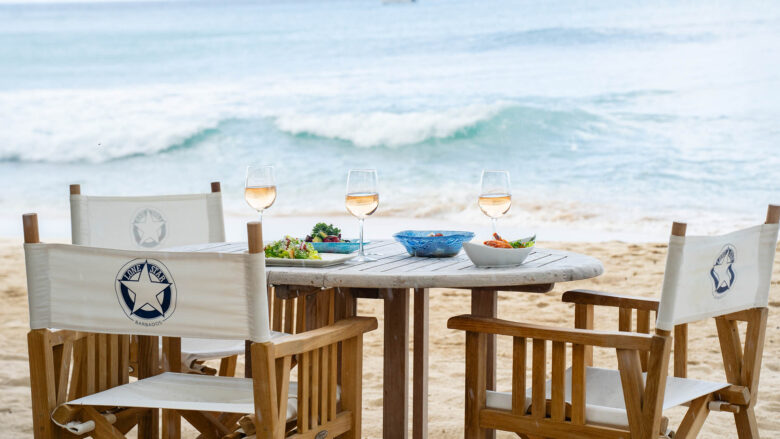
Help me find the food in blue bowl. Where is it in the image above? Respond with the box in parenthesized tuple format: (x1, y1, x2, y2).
(304, 221, 369, 253)
(393, 230, 475, 257)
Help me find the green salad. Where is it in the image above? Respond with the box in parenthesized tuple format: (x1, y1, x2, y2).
(264, 236, 321, 259)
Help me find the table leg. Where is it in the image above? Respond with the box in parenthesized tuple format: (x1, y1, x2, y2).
(470, 288, 497, 439)
(413, 288, 429, 439)
(335, 287, 357, 320)
(384, 288, 410, 439)
(137, 335, 159, 439)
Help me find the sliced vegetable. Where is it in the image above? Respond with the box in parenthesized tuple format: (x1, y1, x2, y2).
(265, 236, 321, 259)
(305, 222, 347, 243)
(484, 233, 535, 249)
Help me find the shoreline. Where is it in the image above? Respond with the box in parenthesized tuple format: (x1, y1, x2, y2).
(0, 212, 671, 243)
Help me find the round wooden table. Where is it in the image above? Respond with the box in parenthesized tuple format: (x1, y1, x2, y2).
(172, 239, 604, 439)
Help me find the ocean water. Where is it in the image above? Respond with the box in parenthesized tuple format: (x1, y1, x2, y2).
(1, 0, 779, 238)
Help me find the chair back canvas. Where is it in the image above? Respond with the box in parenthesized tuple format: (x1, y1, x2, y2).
(656, 223, 779, 331)
(70, 193, 225, 249)
(24, 243, 270, 342)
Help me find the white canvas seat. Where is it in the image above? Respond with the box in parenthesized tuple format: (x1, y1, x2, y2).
(176, 331, 288, 372)
(68, 183, 245, 373)
(486, 367, 728, 429)
(68, 373, 341, 423)
(69, 373, 300, 419)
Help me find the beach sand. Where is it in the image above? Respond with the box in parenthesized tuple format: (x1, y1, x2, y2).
(2, 238, 779, 438)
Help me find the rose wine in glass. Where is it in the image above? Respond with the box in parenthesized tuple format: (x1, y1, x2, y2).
(345, 193, 379, 217)
(346, 169, 378, 262)
(479, 170, 511, 234)
(245, 165, 276, 222)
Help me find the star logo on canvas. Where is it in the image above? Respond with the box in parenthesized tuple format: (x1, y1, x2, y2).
(710, 244, 736, 297)
(115, 259, 177, 325)
(131, 208, 167, 248)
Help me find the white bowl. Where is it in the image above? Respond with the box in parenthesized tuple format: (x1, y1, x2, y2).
(462, 242, 533, 268)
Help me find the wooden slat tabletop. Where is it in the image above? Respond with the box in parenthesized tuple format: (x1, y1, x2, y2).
(167, 240, 604, 289)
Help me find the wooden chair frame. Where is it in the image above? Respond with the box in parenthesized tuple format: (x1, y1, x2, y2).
(448, 314, 674, 439)
(449, 207, 778, 439)
(25, 214, 377, 439)
(28, 329, 135, 438)
(560, 205, 779, 438)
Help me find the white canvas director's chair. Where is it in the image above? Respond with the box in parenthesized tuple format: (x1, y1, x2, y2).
(448, 206, 779, 439)
(70, 182, 246, 376)
(25, 213, 376, 439)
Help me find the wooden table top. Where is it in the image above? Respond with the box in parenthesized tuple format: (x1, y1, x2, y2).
(167, 240, 604, 290)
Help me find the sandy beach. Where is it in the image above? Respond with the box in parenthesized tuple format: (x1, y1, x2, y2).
(2, 237, 779, 438)
(2, 0, 779, 437)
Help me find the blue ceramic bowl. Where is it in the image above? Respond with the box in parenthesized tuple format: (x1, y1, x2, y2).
(310, 241, 369, 254)
(393, 230, 475, 258)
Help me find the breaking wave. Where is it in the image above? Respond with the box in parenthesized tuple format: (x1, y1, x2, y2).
(273, 103, 604, 148)
(0, 96, 605, 162)
(272, 104, 509, 147)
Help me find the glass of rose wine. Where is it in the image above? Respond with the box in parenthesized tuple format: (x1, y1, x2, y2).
(245, 165, 277, 222)
(346, 169, 379, 262)
(479, 170, 511, 234)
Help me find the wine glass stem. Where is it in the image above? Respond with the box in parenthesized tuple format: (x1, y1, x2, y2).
(358, 218, 365, 257)
(258, 210, 263, 223)
(491, 217, 497, 235)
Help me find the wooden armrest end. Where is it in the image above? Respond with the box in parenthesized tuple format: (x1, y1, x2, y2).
(562, 289, 659, 312)
(271, 316, 377, 357)
(447, 315, 656, 351)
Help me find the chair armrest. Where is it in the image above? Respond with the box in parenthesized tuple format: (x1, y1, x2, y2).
(562, 289, 659, 312)
(271, 316, 377, 357)
(447, 315, 655, 351)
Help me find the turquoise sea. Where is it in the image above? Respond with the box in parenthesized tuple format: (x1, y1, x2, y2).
(1, 0, 779, 237)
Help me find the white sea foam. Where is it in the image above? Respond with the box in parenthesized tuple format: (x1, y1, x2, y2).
(273, 104, 508, 148)
(0, 87, 509, 161)
(0, 86, 255, 163)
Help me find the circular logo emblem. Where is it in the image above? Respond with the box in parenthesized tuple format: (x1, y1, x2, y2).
(115, 259, 176, 326)
(710, 244, 736, 297)
(131, 208, 167, 248)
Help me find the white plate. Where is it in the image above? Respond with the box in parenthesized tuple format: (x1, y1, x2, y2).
(462, 242, 533, 268)
(265, 252, 355, 267)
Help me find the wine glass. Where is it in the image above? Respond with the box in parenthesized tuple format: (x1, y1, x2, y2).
(346, 169, 379, 262)
(478, 170, 511, 234)
(245, 165, 277, 222)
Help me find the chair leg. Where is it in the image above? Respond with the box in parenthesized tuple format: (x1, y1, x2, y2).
(28, 330, 57, 439)
(675, 395, 711, 439)
(179, 410, 230, 439)
(194, 413, 244, 439)
(341, 336, 364, 439)
(218, 355, 238, 377)
(734, 406, 760, 439)
(82, 406, 125, 439)
(465, 332, 487, 439)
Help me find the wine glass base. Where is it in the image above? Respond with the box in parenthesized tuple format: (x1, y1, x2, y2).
(352, 254, 376, 263)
